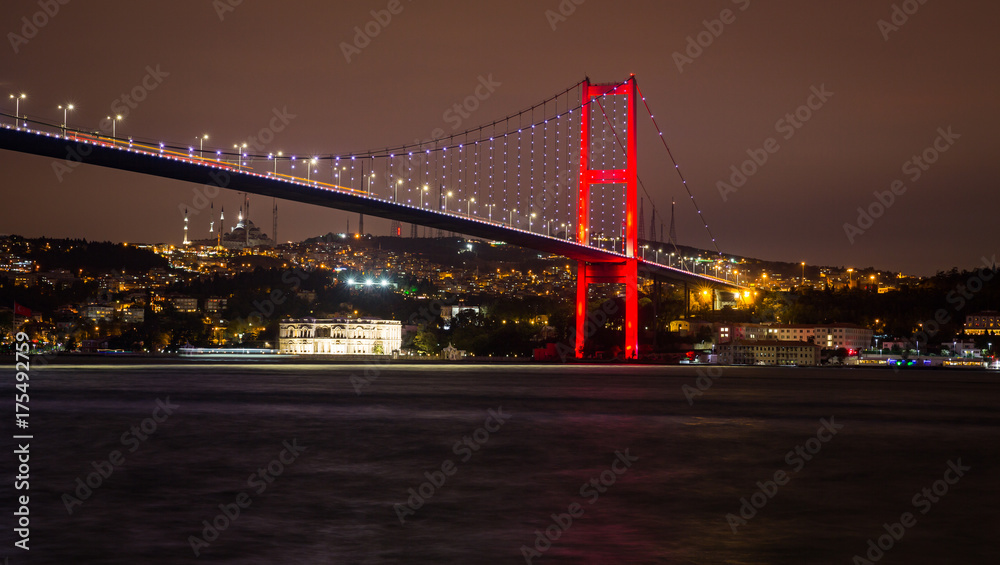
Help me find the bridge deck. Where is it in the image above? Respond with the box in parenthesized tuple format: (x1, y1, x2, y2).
(0, 124, 743, 290)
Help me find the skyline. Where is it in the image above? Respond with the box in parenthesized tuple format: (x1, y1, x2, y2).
(2, 1, 998, 276)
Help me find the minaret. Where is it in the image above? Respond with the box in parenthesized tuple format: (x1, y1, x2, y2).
(218, 206, 224, 249)
(183, 208, 190, 245)
(244, 193, 250, 247)
(272, 198, 278, 246)
(668, 199, 678, 246)
(209, 202, 215, 234)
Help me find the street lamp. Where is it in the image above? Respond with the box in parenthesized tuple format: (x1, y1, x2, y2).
(801, 261, 806, 287)
(444, 191, 453, 212)
(9, 93, 26, 127)
(510, 208, 517, 225)
(233, 143, 247, 166)
(467, 197, 474, 216)
(847, 268, 854, 288)
(307, 157, 318, 182)
(396, 178, 403, 202)
(58, 103, 74, 136)
(269, 151, 283, 174)
(196, 134, 208, 158)
(487, 203, 494, 221)
(104, 115, 122, 140)
(529, 212, 536, 232)
(420, 184, 429, 208)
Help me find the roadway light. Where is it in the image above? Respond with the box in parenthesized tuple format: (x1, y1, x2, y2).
(395, 178, 403, 201)
(467, 197, 474, 216)
(106, 115, 122, 140)
(307, 157, 318, 182)
(420, 184, 429, 207)
(58, 103, 74, 136)
(233, 143, 247, 165)
(9, 93, 26, 127)
(197, 134, 208, 158)
(444, 191, 453, 212)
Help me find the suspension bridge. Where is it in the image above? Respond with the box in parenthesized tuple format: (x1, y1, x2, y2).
(1, 75, 749, 359)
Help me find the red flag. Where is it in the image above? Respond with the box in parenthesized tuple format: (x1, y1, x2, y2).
(14, 303, 31, 317)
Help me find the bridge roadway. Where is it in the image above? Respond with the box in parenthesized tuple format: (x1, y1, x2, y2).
(0, 124, 744, 291)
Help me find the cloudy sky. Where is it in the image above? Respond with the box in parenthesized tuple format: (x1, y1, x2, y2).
(1, 0, 997, 275)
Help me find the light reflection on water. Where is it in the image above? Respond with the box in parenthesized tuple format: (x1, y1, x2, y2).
(4, 363, 998, 564)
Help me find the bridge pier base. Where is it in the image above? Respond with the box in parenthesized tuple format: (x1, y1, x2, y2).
(575, 259, 638, 360)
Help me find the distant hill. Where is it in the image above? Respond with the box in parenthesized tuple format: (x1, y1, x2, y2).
(4, 236, 169, 272)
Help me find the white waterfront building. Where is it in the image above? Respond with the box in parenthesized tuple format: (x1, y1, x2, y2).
(279, 318, 402, 355)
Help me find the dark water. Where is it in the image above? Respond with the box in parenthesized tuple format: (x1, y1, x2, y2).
(2, 363, 998, 564)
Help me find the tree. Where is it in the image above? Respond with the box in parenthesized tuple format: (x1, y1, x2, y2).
(412, 329, 439, 355)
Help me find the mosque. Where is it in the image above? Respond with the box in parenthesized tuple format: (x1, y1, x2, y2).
(185, 194, 276, 249)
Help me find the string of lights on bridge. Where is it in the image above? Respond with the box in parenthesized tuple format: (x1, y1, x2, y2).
(4, 77, 746, 283)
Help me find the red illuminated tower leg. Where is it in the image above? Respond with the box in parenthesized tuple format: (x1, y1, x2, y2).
(625, 259, 638, 359)
(575, 76, 640, 359)
(623, 76, 638, 359)
(575, 261, 587, 357)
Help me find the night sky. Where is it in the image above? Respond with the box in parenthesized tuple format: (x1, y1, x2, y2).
(2, 0, 997, 276)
